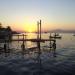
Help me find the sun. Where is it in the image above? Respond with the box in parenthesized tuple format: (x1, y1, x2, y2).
(26, 25, 36, 32)
(24, 23, 37, 33)
(23, 18, 37, 33)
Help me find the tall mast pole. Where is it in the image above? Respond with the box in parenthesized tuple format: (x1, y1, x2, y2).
(39, 20, 41, 40)
(37, 21, 39, 39)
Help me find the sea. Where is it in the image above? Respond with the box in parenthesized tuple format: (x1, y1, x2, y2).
(10, 33, 75, 50)
(0, 33, 75, 75)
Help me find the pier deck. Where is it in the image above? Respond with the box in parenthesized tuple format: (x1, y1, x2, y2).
(12, 39, 55, 42)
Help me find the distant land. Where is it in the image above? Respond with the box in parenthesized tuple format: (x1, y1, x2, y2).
(48, 29, 75, 33)
(12, 31, 20, 34)
(16, 29, 75, 33)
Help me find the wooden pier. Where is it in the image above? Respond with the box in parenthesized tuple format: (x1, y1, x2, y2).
(2, 21, 75, 75)
(11, 38, 55, 42)
(0, 20, 62, 58)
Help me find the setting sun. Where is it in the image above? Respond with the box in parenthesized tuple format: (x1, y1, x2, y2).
(23, 19, 37, 32)
(25, 24, 37, 32)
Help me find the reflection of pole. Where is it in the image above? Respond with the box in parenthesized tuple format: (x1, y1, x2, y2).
(23, 34, 24, 46)
(50, 33, 51, 51)
(18, 35, 19, 43)
(17, 35, 19, 49)
(7, 35, 10, 53)
(53, 40, 56, 57)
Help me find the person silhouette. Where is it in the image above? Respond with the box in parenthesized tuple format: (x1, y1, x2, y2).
(52, 40, 56, 57)
(21, 43, 25, 55)
(4, 43, 7, 53)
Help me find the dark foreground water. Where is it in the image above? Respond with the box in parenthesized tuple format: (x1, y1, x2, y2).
(0, 33, 75, 75)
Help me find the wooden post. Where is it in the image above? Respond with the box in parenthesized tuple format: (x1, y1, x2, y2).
(21, 34, 25, 55)
(25, 34, 27, 50)
(18, 35, 19, 43)
(23, 34, 24, 45)
(39, 20, 41, 40)
(37, 21, 39, 39)
(37, 20, 42, 66)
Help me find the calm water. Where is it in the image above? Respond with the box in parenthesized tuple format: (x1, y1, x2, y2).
(0, 33, 75, 74)
(9, 33, 75, 51)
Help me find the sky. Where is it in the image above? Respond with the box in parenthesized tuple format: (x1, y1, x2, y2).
(0, 0, 75, 32)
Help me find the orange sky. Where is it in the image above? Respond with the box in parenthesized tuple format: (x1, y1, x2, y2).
(0, 0, 75, 32)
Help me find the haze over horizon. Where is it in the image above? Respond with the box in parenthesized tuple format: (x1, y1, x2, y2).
(0, 0, 75, 32)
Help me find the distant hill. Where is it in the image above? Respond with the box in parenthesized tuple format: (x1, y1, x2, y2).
(49, 29, 75, 33)
(12, 31, 20, 34)
(16, 29, 75, 34)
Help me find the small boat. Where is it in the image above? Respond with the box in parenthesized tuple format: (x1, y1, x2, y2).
(50, 33, 62, 39)
(54, 33, 59, 36)
(50, 36, 61, 39)
(73, 34, 75, 36)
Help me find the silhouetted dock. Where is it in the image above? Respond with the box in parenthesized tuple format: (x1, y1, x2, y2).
(11, 38, 55, 42)
(0, 21, 75, 75)
(0, 20, 62, 58)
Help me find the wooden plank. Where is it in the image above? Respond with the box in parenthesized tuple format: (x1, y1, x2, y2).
(11, 39, 55, 42)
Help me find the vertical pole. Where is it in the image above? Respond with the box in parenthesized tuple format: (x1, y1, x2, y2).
(39, 20, 41, 40)
(37, 21, 39, 39)
(38, 20, 41, 52)
(37, 20, 42, 69)
(22, 34, 25, 51)
(25, 34, 26, 50)
(23, 34, 24, 45)
(55, 33, 56, 38)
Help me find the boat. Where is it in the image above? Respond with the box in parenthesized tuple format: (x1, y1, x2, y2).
(50, 33, 62, 39)
(50, 36, 61, 39)
(73, 34, 75, 36)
